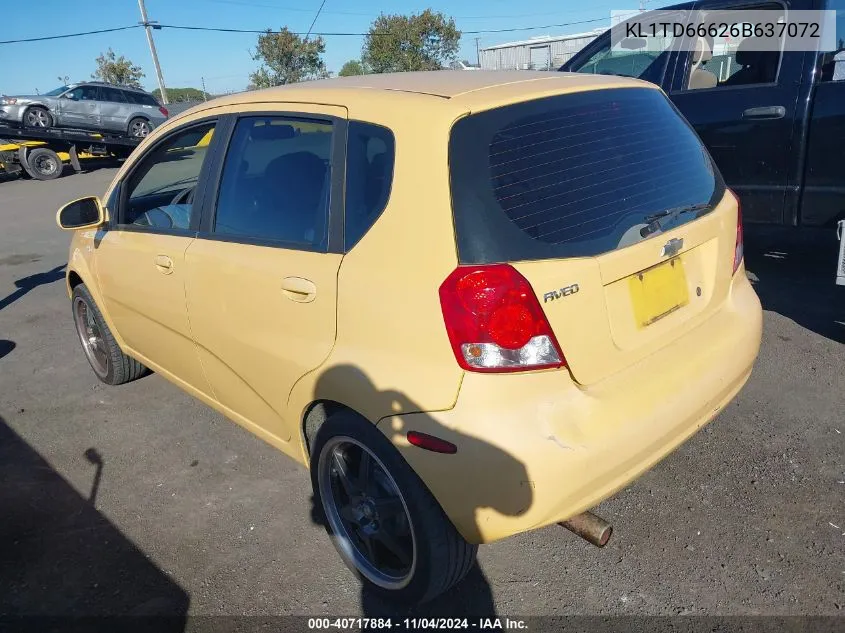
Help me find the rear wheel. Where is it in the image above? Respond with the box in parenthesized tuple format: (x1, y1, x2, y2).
(26, 148, 63, 180)
(128, 117, 151, 138)
(311, 411, 477, 604)
(71, 284, 148, 385)
(23, 106, 53, 128)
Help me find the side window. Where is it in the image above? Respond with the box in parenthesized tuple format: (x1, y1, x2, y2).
(121, 122, 216, 230)
(344, 121, 395, 250)
(64, 86, 98, 101)
(681, 5, 784, 91)
(102, 87, 127, 103)
(213, 116, 333, 248)
(820, 0, 844, 81)
(81, 86, 100, 101)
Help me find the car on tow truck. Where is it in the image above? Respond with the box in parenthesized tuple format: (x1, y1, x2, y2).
(0, 81, 168, 138)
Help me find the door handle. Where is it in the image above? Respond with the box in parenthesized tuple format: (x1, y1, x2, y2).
(281, 276, 317, 303)
(154, 254, 174, 274)
(742, 105, 786, 120)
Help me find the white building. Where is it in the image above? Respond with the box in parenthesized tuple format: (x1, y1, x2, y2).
(479, 29, 607, 71)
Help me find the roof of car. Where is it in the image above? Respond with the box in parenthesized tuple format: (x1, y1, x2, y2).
(245, 70, 643, 99)
(165, 70, 654, 129)
(78, 81, 148, 93)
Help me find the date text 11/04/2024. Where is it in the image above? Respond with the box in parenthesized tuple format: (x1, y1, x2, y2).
(308, 618, 529, 630)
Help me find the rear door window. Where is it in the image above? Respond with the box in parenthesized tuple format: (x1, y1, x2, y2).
(102, 87, 127, 102)
(449, 87, 723, 264)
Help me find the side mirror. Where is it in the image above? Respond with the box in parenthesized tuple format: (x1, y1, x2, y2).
(56, 196, 105, 230)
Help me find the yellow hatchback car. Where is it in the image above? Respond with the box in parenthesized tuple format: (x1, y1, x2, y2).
(58, 71, 762, 603)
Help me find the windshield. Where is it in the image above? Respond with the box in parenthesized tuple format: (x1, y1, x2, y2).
(44, 85, 70, 96)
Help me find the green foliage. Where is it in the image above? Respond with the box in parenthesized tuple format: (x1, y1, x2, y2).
(248, 28, 328, 88)
(152, 87, 210, 102)
(92, 49, 144, 87)
(362, 9, 461, 73)
(339, 59, 366, 77)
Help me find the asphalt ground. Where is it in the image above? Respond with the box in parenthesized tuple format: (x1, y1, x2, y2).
(0, 167, 843, 629)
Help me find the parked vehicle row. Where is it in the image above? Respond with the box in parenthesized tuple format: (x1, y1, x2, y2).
(56, 71, 762, 604)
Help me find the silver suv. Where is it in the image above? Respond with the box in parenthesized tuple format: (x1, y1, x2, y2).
(0, 81, 169, 138)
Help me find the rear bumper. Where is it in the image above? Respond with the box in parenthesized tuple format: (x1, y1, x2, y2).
(377, 270, 762, 544)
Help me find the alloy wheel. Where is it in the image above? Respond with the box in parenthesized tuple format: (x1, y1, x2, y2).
(73, 296, 109, 378)
(318, 436, 417, 590)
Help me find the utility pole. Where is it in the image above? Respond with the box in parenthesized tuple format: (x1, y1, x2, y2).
(475, 37, 481, 67)
(201, 77, 208, 101)
(137, 0, 169, 104)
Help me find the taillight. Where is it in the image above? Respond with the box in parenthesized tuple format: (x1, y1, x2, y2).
(439, 264, 566, 373)
(731, 190, 744, 274)
(159, 106, 169, 117)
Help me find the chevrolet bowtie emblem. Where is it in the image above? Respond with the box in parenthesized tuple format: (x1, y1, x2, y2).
(661, 237, 684, 258)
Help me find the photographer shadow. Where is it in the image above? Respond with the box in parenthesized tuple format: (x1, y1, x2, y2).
(309, 364, 534, 619)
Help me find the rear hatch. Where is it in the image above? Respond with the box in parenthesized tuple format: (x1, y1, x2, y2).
(449, 86, 738, 385)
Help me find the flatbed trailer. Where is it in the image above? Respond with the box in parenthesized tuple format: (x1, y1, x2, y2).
(0, 124, 141, 181)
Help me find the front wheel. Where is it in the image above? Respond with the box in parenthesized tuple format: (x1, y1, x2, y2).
(311, 411, 477, 604)
(71, 283, 148, 385)
(24, 106, 53, 128)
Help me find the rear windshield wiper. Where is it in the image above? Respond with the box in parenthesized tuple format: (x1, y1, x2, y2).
(640, 203, 711, 237)
(644, 203, 711, 224)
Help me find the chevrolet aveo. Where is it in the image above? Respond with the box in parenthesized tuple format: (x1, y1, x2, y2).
(57, 71, 762, 603)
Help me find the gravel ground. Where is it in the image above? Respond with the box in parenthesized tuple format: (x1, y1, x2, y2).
(0, 168, 842, 628)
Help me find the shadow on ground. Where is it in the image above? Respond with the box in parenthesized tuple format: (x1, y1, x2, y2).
(0, 264, 66, 312)
(0, 340, 15, 360)
(0, 415, 189, 629)
(744, 225, 845, 343)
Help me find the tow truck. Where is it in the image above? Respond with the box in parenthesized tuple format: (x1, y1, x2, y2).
(0, 123, 140, 181)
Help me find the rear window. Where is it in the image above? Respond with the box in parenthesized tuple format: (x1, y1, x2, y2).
(449, 87, 723, 264)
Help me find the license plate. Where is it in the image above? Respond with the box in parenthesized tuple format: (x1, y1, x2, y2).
(629, 257, 689, 328)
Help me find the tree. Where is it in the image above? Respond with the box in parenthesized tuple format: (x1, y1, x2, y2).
(92, 48, 144, 87)
(362, 10, 461, 73)
(248, 27, 328, 89)
(152, 87, 210, 102)
(338, 59, 366, 77)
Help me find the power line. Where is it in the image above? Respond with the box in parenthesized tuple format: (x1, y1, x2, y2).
(0, 15, 611, 46)
(304, 0, 328, 41)
(0, 25, 140, 45)
(154, 16, 609, 37)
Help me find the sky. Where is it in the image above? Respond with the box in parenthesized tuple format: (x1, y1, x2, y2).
(1, 0, 647, 96)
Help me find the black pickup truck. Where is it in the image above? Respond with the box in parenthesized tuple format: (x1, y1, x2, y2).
(562, 0, 844, 230)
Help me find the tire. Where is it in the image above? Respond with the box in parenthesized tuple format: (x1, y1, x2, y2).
(71, 284, 148, 385)
(127, 117, 152, 138)
(311, 411, 477, 604)
(26, 148, 63, 181)
(23, 106, 53, 129)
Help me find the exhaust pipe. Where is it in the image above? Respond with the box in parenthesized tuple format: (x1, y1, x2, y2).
(559, 511, 612, 547)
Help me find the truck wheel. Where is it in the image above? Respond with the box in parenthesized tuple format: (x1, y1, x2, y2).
(128, 117, 151, 138)
(72, 284, 148, 385)
(311, 410, 477, 604)
(27, 148, 63, 180)
(24, 106, 53, 128)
